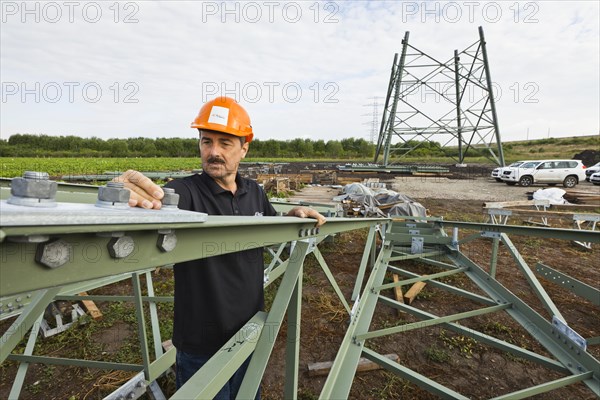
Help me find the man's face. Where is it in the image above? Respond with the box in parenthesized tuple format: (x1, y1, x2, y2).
(199, 130, 249, 181)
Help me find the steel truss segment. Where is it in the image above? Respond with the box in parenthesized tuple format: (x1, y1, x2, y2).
(374, 28, 504, 166)
(362, 347, 470, 400)
(0, 216, 381, 297)
(172, 312, 267, 400)
(535, 263, 600, 306)
(449, 251, 600, 395)
(489, 371, 594, 400)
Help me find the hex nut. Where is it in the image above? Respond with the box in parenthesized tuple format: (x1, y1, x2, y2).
(107, 236, 135, 259)
(10, 176, 57, 199)
(161, 188, 180, 208)
(157, 232, 177, 252)
(98, 183, 131, 204)
(35, 239, 72, 269)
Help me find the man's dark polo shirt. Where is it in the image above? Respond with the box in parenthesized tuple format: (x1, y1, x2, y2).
(166, 172, 276, 356)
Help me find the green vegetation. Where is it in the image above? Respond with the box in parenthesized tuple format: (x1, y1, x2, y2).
(1, 134, 597, 178)
(0, 134, 374, 159)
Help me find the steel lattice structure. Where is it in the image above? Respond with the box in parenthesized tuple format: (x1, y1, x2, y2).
(375, 27, 505, 167)
(1, 180, 599, 399)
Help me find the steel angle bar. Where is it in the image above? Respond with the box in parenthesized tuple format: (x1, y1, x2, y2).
(171, 312, 267, 400)
(376, 267, 469, 292)
(284, 259, 302, 399)
(388, 250, 446, 261)
(8, 313, 43, 399)
(0, 287, 61, 364)
(387, 265, 497, 306)
(435, 220, 600, 243)
(352, 224, 379, 301)
(362, 347, 469, 399)
(448, 252, 600, 395)
(0, 216, 382, 297)
(237, 241, 310, 399)
(535, 263, 600, 307)
(379, 296, 568, 373)
(319, 245, 393, 400)
(501, 233, 564, 321)
(489, 371, 594, 400)
(7, 354, 142, 371)
(311, 246, 351, 313)
(357, 303, 510, 341)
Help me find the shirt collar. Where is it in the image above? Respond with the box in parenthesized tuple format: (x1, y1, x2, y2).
(199, 172, 247, 196)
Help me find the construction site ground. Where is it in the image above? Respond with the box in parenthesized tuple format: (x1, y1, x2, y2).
(1, 169, 599, 399)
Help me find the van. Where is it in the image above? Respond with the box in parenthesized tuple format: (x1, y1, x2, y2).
(500, 159, 586, 188)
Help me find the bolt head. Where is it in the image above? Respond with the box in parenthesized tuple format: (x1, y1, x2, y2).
(11, 177, 57, 199)
(98, 185, 131, 203)
(161, 191, 180, 207)
(35, 239, 72, 268)
(107, 236, 135, 259)
(157, 232, 177, 252)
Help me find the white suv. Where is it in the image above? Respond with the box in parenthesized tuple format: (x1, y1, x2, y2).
(501, 159, 586, 188)
(491, 161, 526, 182)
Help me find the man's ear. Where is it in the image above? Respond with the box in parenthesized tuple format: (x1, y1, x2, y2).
(241, 142, 249, 158)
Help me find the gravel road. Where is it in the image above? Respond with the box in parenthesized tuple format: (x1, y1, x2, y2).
(391, 176, 600, 202)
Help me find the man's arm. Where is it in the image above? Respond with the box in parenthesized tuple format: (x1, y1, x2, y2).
(113, 170, 164, 209)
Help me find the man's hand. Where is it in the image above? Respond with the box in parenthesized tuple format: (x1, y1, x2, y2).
(112, 170, 164, 209)
(287, 206, 326, 227)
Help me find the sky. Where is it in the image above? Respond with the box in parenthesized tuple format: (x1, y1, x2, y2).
(1, 1, 599, 144)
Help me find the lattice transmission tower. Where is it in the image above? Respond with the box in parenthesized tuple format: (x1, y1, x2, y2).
(374, 27, 505, 167)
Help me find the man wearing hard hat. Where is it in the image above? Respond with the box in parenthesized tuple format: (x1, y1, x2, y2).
(116, 97, 325, 399)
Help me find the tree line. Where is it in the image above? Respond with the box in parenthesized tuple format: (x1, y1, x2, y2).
(0, 134, 375, 159)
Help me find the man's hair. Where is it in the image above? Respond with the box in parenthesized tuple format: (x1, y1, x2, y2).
(198, 129, 246, 146)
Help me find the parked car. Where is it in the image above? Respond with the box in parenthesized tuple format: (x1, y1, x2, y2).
(590, 171, 600, 186)
(585, 162, 600, 181)
(491, 161, 527, 182)
(501, 159, 586, 188)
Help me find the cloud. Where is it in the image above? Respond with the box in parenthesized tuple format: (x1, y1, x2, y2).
(1, 1, 598, 143)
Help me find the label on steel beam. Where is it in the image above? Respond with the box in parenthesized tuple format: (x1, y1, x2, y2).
(552, 316, 587, 351)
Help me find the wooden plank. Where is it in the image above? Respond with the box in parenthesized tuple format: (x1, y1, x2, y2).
(403, 279, 427, 305)
(78, 292, 103, 320)
(392, 274, 404, 316)
(307, 353, 399, 377)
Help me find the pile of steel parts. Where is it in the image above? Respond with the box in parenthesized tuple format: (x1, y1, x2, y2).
(334, 181, 428, 219)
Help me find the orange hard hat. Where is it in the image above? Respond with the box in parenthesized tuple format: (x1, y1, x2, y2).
(190, 96, 254, 143)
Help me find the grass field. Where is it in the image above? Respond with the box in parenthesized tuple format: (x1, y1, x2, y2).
(1, 135, 597, 178)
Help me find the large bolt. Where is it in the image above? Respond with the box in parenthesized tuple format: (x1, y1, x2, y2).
(107, 236, 135, 259)
(161, 187, 179, 209)
(7, 171, 57, 207)
(157, 230, 177, 252)
(35, 239, 72, 268)
(96, 181, 131, 208)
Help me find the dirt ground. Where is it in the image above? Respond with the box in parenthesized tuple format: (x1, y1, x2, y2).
(1, 170, 599, 399)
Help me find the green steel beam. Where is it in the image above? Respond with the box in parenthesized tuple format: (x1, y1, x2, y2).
(132, 273, 151, 380)
(387, 266, 497, 306)
(8, 313, 43, 399)
(172, 312, 267, 400)
(357, 303, 510, 341)
(0, 287, 60, 364)
(379, 296, 568, 373)
(351, 224, 378, 301)
(284, 261, 302, 400)
(449, 251, 600, 395)
(535, 263, 600, 306)
(501, 234, 564, 321)
(375, 267, 468, 292)
(312, 246, 351, 313)
(238, 241, 309, 399)
(318, 245, 393, 400)
(7, 355, 143, 371)
(1, 216, 382, 296)
(362, 347, 470, 399)
(489, 371, 593, 400)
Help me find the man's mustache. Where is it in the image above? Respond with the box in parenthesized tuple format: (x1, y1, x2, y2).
(207, 157, 226, 164)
